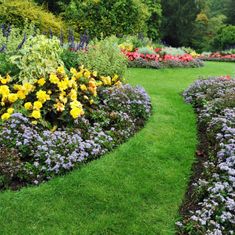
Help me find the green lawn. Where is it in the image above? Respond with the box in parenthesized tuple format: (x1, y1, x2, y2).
(0, 62, 234, 235)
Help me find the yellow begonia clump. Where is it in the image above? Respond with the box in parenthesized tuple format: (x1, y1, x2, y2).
(70, 107, 84, 119)
(24, 102, 33, 110)
(0, 66, 122, 123)
(33, 101, 43, 110)
(31, 110, 41, 119)
(7, 108, 14, 114)
(36, 90, 50, 103)
(8, 93, 18, 103)
(1, 112, 10, 121)
(49, 73, 59, 84)
(37, 78, 46, 86)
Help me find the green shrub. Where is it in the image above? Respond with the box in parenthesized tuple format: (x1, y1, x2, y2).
(0, 0, 67, 35)
(0, 21, 38, 55)
(10, 35, 63, 83)
(60, 49, 80, 70)
(161, 47, 186, 56)
(77, 36, 127, 77)
(64, 0, 149, 38)
(142, 0, 162, 40)
(212, 25, 235, 50)
(118, 35, 160, 49)
(0, 53, 19, 76)
(138, 47, 156, 55)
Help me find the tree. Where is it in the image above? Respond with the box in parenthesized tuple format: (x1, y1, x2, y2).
(142, 0, 162, 41)
(34, 0, 71, 13)
(226, 0, 235, 24)
(161, 0, 201, 47)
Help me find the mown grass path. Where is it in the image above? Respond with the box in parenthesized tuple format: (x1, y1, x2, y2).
(0, 62, 234, 235)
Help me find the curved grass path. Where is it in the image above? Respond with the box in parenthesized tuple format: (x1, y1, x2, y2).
(0, 62, 234, 235)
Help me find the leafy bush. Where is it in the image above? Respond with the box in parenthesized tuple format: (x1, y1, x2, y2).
(212, 25, 235, 50)
(10, 35, 63, 83)
(0, 53, 19, 76)
(161, 47, 186, 56)
(77, 36, 128, 77)
(138, 47, 156, 55)
(64, 0, 149, 38)
(0, 0, 67, 35)
(60, 49, 80, 70)
(0, 21, 38, 55)
(118, 35, 159, 49)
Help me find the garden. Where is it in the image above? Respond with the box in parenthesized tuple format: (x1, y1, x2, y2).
(0, 0, 235, 235)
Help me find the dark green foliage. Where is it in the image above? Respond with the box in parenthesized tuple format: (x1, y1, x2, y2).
(34, 0, 71, 14)
(140, 0, 162, 40)
(64, 0, 149, 39)
(161, 0, 200, 47)
(0, 54, 19, 76)
(0, 147, 22, 187)
(60, 49, 80, 70)
(212, 25, 235, 50)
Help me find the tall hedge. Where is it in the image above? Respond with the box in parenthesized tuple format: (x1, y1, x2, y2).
(212, 25, 235, 50)
(64, 0, 149, 38)
(0, 0, 67, 35)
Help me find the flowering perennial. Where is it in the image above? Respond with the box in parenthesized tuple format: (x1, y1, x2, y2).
(0, 66, 122, 127)
(177, 77, 235, 235)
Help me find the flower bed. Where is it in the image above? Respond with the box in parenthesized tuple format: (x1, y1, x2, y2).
(177, 77, 235, 235)
(200, 52, 235, 62)
(122, 49, 204, 69)
(0, 66, 151, 189)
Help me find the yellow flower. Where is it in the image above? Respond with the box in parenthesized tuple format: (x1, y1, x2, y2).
(84, 71, 91, 78)
(23, 83, 34, 93)
(13, 84, 21, 90)
(48, 90, 52, 95)
(80, 84, 87, 91)
(59, 93, 68, 104)
(57, 81, 68, 91)
(37, 78, 46, 86)
(70, 68, 77, 75)
(31, 110, 41, 119)
(69, 89, 77, 101)
(0, 85, 10, 97)
(112, 74, 119, 82)
(115, 81, 122, 87)
(92, 71, 98, 77)
(89, 99, 94, 104)
(36, 90, 50, 103)
(24, 102, 33, 110)
(0, 74, 11, 84)
(8, 93, 18, 103)
(70, 107, 84, 119)
(7, 108, 14, 114)
(54, 102, 65, 112)
(70, 100, 82, 109)
(101, 76, 112, 85)
(33, 101, 43, 110)
(32, 120, 37, 125)
(57, 66, 65, 74)
(49, 73, 59, 84)
(1, 112, 10, 121)
(17, 90, 26, 100)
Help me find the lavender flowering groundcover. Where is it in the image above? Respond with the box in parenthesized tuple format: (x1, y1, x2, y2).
(0, 84, 151, 189)
(177, 77, 235, 235)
